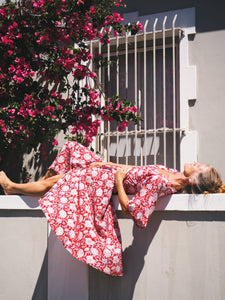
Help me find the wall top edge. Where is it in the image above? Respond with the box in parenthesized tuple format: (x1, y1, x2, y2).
(123, 7, 196, 34)
(1, 194, 225, 212)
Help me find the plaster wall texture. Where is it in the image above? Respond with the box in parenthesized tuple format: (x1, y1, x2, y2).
(89, 211, 225, 300)
(1, 195, 225, 300)
(116, 0, 225, 181)
(0, 211, 48, 300)
(48, 230, 88, 300)
(188, 30, 225, 181)
(118, 0, 225, 33)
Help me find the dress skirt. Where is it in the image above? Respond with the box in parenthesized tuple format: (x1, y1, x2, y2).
(39, 141, 123, 276)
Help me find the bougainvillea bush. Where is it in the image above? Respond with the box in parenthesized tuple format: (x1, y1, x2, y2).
(0, 0, 142, 179)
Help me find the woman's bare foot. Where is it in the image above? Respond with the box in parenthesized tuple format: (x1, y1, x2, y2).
(0, 171, 15, 195)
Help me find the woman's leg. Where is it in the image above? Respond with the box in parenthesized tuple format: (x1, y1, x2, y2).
(0, 171, 63, 197)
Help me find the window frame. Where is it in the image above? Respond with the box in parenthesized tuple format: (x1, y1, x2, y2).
(90, 7, 197, 171)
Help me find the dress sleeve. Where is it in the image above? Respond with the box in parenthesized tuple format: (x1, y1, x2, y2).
(126, 174, 176, 228)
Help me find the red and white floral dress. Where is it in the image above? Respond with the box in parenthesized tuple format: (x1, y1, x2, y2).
(39, 141, 177, 276)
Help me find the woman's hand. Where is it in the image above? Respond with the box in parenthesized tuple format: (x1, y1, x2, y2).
(115, 168, 130, 216)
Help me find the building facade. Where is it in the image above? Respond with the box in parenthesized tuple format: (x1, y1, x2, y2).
(92, 0, 225, 181)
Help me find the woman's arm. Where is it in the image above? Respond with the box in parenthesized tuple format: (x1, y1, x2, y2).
(90, 161, 135, 168)
(115, 168, 130, 216)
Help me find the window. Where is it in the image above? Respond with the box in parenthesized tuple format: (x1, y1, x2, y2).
(90, 8, 196, 170)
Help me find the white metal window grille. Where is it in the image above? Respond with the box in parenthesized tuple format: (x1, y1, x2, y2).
(90, 15, 185, 170)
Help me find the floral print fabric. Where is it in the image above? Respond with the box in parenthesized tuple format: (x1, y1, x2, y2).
(124, 166, 177, 228)
(39, 141, 177, 276)
(39, 141, 122, 276)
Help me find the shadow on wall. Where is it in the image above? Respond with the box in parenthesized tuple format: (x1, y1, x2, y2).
(89, 210, 225, 300)
(0, 145, 58, 192)
(26, 146, 59, 181)
(116, 0, 225, 33)
(32, 250, 48, 300)
(89, 212, 163, 300)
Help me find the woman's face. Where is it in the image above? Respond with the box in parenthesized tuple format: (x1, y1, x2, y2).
(184, 162, 211, 177)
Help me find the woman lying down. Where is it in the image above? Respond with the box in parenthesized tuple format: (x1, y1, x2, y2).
(0, 141, 224, 276)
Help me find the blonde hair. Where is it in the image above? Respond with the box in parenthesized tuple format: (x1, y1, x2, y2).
(185, 167, 225, 194)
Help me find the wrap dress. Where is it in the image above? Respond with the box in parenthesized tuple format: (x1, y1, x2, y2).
(39, 141, 177, 276)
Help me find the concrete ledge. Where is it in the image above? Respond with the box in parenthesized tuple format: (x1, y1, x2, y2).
(113, 193, 225, 211)
(1, 193, 225, 211)
(1, 193, 225, 300)
(0, 195, 41, 210)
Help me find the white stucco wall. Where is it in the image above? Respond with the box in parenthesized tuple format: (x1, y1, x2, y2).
(0, 195, 88, 300)
(188, 29, 225, 182)
(0, 197, 48, 300)
(1, 194, 225, 300)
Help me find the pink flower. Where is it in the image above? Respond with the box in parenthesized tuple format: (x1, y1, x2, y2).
(137, 23, 143, 31)
(37, 36, 45, 45)
(19, 125, 25, 131)
(52, 139, 58, 146)
(118, 121, 128, 132)
(13, 75, 23, 83)
(1, 36, 14, 45)
(8, 109, 15, 115)
(87, 53, 93, 59)
(116, 101, 121, 109)
(89, 72, 97, 78)
(0, 8, 7, 17)
(14, 129, 21, 135)
(112, 13, 124, 23)
(63, 58, 75, 70)
(12, 22, 18, 28)
(8, 65, 16, 73)
(27, 109, 37, 117)
(114, 30, 119, 37)
(0, 120, 7, 133)
(89, 91, 99, 101)
(41, 106, 55, 115)
(89, 7, 96, 14)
